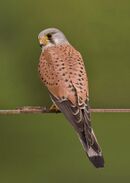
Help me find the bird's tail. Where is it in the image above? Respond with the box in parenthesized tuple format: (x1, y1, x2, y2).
(78, 128, 104, 168)
(49, 93, 104, 168)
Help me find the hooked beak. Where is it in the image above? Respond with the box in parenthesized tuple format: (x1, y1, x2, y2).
(39, 36, 48, 47)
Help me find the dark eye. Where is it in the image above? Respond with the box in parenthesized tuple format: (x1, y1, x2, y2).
(47, 33, 52, 39)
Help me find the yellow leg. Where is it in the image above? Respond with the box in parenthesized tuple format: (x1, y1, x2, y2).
(49, 103, 60, 112)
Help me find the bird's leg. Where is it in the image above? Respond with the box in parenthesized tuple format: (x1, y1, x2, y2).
(49, 103, 60, 113)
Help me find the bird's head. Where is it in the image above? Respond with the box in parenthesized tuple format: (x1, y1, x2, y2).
(38, 28, 69, 50)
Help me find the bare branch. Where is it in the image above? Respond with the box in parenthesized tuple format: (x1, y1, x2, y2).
(90, 108, 130, 113)
(0, 106, 60, 115)
(0, 106, 130, 115)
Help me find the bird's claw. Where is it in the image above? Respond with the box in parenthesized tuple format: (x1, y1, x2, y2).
(49, 104, 60, 113)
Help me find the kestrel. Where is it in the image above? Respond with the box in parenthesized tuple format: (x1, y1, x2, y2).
(38, 28, 104, 168)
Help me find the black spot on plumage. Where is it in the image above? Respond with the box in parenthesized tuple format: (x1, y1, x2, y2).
(80, 82, 83, 86)
(71, 88, 75, 92)
(68, 84, 72, 88)
(65, 79, 68, 82)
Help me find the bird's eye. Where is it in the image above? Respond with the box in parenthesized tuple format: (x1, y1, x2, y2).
(47, 33, 52, 39)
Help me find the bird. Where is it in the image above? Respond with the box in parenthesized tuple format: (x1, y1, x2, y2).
(38, 28, 104, 168)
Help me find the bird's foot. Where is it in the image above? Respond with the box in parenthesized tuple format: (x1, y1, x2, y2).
(49, 104, 60, 113)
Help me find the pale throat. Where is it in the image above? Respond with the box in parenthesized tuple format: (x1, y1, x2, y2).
(41, 42, 54, 52)
(41, 39, 69, 52)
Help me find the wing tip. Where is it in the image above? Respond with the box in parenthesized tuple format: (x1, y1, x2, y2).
(89, 155, 104, 168)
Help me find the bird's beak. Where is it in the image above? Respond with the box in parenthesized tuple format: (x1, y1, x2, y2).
(39, 36, 48, 47)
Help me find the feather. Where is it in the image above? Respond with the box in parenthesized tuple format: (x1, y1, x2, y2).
(50, 93, 104, 168)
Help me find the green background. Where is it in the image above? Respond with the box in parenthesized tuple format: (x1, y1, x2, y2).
(0, 0, 130, 182)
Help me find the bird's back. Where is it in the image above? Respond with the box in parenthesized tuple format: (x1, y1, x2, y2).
(38, 44, 88, 105)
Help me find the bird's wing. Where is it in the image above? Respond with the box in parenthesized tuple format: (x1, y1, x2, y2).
(49, 91, 91, 137)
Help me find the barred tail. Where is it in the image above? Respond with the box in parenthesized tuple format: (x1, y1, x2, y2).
(49, 93, 104, 168)
(78, 129, 104, 168)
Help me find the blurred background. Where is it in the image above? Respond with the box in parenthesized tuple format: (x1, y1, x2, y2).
(0, 0, 130, 182)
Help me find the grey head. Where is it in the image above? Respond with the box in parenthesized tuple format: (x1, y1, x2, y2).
(38, 28, 69, 51)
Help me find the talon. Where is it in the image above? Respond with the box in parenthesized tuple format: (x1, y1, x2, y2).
(49, 104, 60, 113)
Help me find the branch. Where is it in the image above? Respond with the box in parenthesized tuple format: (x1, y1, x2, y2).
(0, 106, 130, 115)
